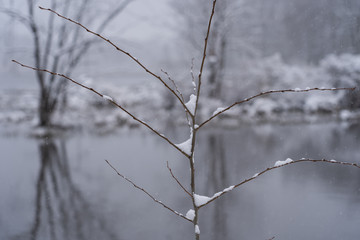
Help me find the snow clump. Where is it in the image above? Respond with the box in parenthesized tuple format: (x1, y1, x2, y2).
(102, 95, 113, 101)
(194, 194, 211, 207)
(185, 94, 197, 115)
(195, 225, 200, 234)
(274, 158, 293, 167)
(175, 136, 192, 156)
(186, 209, 195, 221)
(212, 107, 226, 116)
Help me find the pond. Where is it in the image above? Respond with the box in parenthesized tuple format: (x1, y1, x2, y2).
(1, 122, 360, 240)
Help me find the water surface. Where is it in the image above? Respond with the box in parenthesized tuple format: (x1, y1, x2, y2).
(1, 122, 360, 240)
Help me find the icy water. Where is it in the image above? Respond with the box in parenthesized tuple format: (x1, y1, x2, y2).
(1, 122, 360, 240)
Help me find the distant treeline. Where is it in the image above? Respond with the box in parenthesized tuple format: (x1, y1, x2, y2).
(250, 0, 360, 63)
(174, 0, 360, 64)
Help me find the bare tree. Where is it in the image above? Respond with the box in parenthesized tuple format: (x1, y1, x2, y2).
(2, 0, 132, 127)
(13, 1, 359, 239)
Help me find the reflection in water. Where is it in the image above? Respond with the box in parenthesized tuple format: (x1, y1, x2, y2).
(27, 139, 118, 240)
(2, 123, 360, 240)
(196, 124, 360, 240)
(205, 134, 228, 240)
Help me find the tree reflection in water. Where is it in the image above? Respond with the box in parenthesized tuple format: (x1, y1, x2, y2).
(3, 123, 359, 240)
(196, 124, 360, 240)
(204, 133, 228, 240)
(27, 138, 118, 240)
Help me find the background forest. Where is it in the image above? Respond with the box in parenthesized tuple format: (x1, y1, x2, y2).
(1, 0, 360, 129)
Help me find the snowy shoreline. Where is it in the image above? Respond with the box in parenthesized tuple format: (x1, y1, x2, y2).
(1, 85, 359, 137)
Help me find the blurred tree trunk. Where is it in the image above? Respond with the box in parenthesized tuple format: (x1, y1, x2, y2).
(207, 1, 228, 99)
(171, 0, 241, 101)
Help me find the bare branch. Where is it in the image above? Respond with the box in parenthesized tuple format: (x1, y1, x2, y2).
(105, 160, 192, 223)
(161, 69, 192, 126)
(0, 8, 32, 27)
(42, 0, 56, 71)
(194, 0, 217, 116)
(38, 6, 192, 116)
(12, 60, 191, 158)
(166, 161, 192, 198)
(161, 69, 184, 103)
(198, 158, 360, 208)
(197, 87, 356, 129)
(66, 0, 131, 73)
(96, 0, 132, 34)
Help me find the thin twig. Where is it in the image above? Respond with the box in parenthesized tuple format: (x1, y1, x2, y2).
(198, 158, 360, 208)
(105, 160, 192, 222)
(194, 0, 217, 116)
(0, 8, 33, 27)
(197, 87, 356, 129)
(161, 69, 184, 102)
(161, 69, 191, 125)
(166, 161, 192, 197)
(38, 6, 192, 115)
(12, 60, 191, 158)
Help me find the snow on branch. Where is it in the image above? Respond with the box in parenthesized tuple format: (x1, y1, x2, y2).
(186, 209, 195, 221)
(37, 6, 192, 115)
(175, 136, 193, 156)
(195, 225, 200, 234)
(212, 107, 226, 116)
(197, 87, 356, 129)
(193, 185, 234, 207)
(102, 95, 113, 101)
(194, 194, 211, 207)
(105, 160, 192, 223)
(197, 158, 360, 208)
(185, 94, 197, 116)
(12, 60, 191, 158)
(274, 158, 293, 167)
